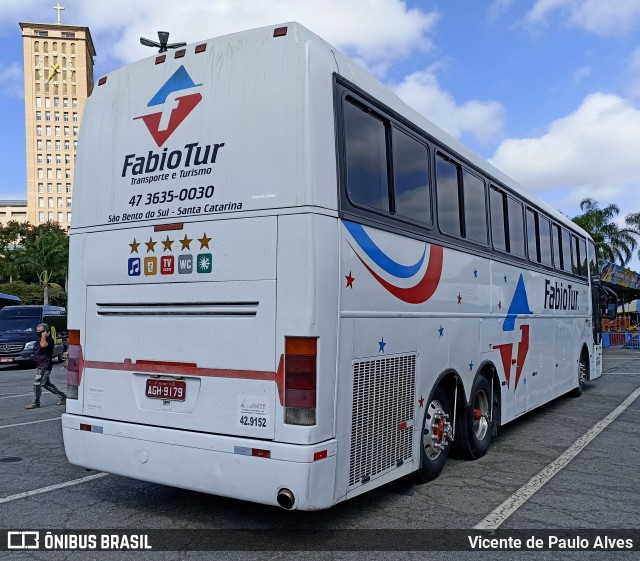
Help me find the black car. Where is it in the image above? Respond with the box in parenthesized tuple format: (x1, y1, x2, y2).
(0, 306, 67, 364)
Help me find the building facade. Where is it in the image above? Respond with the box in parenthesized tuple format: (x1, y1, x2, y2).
(0, 200, 28, 226)
(19, 17, 95, 229)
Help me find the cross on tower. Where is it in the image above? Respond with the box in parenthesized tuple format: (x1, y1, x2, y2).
(53, 3, 65, 24)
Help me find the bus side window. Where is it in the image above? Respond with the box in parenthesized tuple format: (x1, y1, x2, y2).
(588, 239, 597, 277)
(552, 224, 562, 270)
(561, 228, 572, 273)
(507, 196, 526, 258)
(392, 128, 431, 225)
(436, 154, 487, 244)
(538, 215, 553, 266)
(343, 98, 390, 213)
(462, 170, 487, 244)
(435, 155, 461, 236)
(490, 185, 507, 252)
(526, 208, 539, 262)
(571, 234, 585, 276)
(578, 238, 588, 278)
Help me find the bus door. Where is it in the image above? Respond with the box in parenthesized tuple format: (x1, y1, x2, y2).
(591, 279, 603, 345)
(526, 318, 553, 412)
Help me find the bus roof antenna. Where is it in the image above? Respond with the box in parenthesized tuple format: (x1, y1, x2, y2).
(140, 31, 187, 53)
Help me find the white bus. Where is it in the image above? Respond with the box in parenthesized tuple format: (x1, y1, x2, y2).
(63, 23, 609, 510)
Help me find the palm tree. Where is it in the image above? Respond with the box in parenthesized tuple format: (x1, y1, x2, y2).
(624, 211, 640, 263)
(572, 198, 638, 266)
(13, 223, 68, 305)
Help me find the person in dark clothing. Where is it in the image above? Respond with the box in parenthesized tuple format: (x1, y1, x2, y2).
(25, 323, 66, 409)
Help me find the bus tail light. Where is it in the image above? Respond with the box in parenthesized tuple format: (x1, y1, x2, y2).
(66, 330, 83, 400)
(284, 337, 317, 426)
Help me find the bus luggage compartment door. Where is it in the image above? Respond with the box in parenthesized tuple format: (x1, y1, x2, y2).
(82, 281, 277, 439)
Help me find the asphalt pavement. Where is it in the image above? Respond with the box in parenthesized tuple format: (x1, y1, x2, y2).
(0, 348, 638, 560)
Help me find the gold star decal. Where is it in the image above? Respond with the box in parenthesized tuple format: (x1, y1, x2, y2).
(198, 233, 212, 249)
(179, 235, 192, 250)
(129, 239, 140, 254)
(145, 238, 157, 252)
(162, 236, 174, 252)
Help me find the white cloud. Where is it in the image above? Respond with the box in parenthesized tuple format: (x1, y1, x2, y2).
(491, 93, 640, 214)
(4, 0, 437, 73)
(573, 65, 591, 84)
(0, 0, 45, 23)
(392, 68, 505, 144)
(523, 0, 640, 36)
(487, 0, 516, 22)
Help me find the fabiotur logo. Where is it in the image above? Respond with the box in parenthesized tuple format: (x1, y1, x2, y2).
(135, 65, 202, 147)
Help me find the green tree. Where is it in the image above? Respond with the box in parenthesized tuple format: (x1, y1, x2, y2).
(0, 280, 66, 306)
(12, 222, 68, 305)
(0, 220, 31, 282)
(572, 198, 638, 266)
(624, 211, 640, 263)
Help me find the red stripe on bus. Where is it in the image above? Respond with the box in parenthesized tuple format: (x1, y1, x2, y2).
(83, 359, 276, 381)
(349, 243, 443, 304)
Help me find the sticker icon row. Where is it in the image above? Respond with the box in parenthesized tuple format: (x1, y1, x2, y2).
(128, 254, 212, 276)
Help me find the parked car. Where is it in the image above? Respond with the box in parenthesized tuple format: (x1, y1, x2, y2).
(0, 306, 67, 364)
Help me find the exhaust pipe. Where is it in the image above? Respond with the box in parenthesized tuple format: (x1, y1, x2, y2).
(277, 488, 295, 510)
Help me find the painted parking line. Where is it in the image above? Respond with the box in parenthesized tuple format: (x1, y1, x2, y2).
(0, 393, 33, 400)
(0, 473, 109, 505)
(0, 417, 60, 430)
(474, 386, 640, 530)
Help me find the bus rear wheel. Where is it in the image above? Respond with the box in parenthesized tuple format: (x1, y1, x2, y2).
(415, 386, 452, 482)
(568, 354, 587, 398)
(452, 375, 497, 460)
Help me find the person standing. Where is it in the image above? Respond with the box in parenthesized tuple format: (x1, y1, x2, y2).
(25, 323, 66, 409)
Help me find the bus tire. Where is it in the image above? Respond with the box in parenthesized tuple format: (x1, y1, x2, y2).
(568, 354, 587, 398)
(452, 375, 496, 460)
(415, 385, 452, 483)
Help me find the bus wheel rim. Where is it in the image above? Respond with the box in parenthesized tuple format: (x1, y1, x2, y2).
(423, 400, 445, 460)
(472, 390, 489, 441)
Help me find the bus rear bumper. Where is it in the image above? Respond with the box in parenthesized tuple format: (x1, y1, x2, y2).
(61, 414, 337, 511)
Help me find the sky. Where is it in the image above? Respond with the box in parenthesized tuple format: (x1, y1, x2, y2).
(1, 0, 639, 270)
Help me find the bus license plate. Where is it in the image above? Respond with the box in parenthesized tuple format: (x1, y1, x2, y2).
(145, 379, 186, 401)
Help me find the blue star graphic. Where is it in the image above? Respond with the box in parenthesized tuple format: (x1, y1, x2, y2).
(504, 275, 508, 283)
(438, 326, 444, 337)
(473, 269, 478, 278)
(378, 338, 386, 353)
(469, 361, 474, 371)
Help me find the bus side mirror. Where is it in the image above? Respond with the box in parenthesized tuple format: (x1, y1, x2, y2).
(605, 303, 617, 319)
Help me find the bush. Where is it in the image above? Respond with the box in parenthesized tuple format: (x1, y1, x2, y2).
(0, 281, 67, 307)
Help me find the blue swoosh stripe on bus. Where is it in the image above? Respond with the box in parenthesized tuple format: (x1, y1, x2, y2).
(344, 220, 426, 278)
